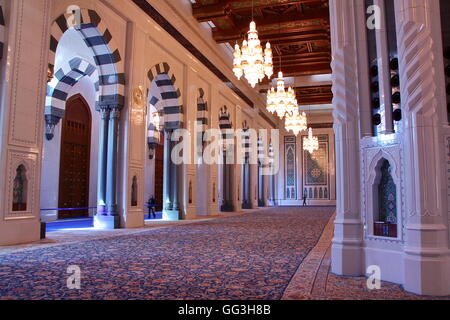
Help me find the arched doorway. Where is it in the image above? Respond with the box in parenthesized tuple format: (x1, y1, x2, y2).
(219, 107, 235, 212)
(242, 122, 252, 209)
(58, 94, 92, 219)
(42, 8, 126, 229)
(154, 138, 164, 213)
(145, 63, 184, 221)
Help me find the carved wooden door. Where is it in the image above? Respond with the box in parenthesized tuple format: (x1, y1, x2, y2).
(154, 135, 164, 212)
(58, 95, 91, 219)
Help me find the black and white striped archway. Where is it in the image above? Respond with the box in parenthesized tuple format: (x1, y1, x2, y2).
(219, 106, 234, 212)
(46, 8, 125, 125)
(46, 57, 99, 116)
(241, 120, 251, 158)
(147, 62, 183, 147)
(219, 106, 233, 147)
(197, 88, 208, 150)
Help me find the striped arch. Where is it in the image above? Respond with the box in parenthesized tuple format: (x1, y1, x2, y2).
(147, 62, 183, 134)
(257, 135, 265, 166)
(147, 103, 161, 147)
(219, 106, 233, 149)
(0, 5, 5, 59)
(48, 8, 125, 109)
(268, 140, 275, 167)
(46, 57, 99, 119)
(197, 88, 209, 134)
(242, 120, 251, 158)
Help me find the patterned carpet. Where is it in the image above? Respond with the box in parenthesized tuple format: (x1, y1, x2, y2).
(0, 207, 333, 300)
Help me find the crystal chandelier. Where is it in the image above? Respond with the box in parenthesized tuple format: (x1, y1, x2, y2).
(303, 127, 319, 153)
(233, 21, 273, 87)
(285, 108, 308, 136)
(267, 72, 297, 119)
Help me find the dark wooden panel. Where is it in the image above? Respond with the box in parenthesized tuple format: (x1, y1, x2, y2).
(58, 94, 92, 219)
(154, 137, 165, 212)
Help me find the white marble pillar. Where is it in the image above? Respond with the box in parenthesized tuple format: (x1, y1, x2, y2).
(0, 0, 50, 245)
(396, 0, 450, 296)
(330, 0, 365, 276)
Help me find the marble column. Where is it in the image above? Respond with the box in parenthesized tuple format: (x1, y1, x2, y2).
(96, 108, 109, 215)
(171, 138, 179, 212)
(242, 157, 251, 209)
(221, 148, 234, 212)
(258, 164, 265, 207)
(163, 131, 172, 211)
(269, 172, 275, 206)
(330, 0, 364, 276)
(396, 0, 450, 296)
(95, 106, 120, 229)
(162, 130, 181, 221)
(161, 130, 180, 221)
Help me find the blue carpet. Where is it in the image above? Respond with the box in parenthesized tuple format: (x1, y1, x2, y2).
(0, 207, 333, 300)
(144, 211, 163, 221)
(46, 218, 94, 232)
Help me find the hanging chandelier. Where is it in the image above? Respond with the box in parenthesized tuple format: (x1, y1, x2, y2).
(267, 72, 297, 119)
(233, 3, 273, 88)
(285, 108, 308, 136)
(303, 127, 319, 153)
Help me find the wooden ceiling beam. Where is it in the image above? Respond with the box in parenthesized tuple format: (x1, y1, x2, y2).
(273, 64, 331, 76)
(259, 26, 330, 41)
(212, 9, 329, 42)
(192, 0, 327, 21)
(273, 50, 329, 60)
(269, 37, 329, 46)
(278, 58, 331, 66)
(216, 26, 328, 43)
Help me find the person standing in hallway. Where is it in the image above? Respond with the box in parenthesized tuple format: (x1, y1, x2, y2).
(148, 196, 156, 219)
(303, 190, 308, 207)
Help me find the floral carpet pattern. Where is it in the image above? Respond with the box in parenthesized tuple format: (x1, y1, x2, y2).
(0, 207, 333, 300)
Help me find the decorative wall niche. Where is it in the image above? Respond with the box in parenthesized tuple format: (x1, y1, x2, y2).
(361, 140, 404, 243)
(372, 159, 398, 238)
(189, 180, 193, 204)
(12, 165, 28, 212)
(131, 176, 138, 207)
(6, 151, 37, 219)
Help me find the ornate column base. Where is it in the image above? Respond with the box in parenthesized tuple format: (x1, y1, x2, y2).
(221, 202, 234, 212)
(268, 200, 276, 207)
(331, 219, 364, 276)
(242, 201, 252, 210)
(94, 214, 120, 230)
(403, 225, 450, 296)
(404, 253, 450, 296)
(163, 210, 180, 221)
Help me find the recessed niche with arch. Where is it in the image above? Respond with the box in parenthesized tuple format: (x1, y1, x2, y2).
(372, 158, 398, 238)
(12, 164, 28, 212)
(131, 176, 138, 207)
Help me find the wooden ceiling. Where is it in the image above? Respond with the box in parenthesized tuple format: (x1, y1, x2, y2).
(191, 0, 332, 79)
(259, 84, 332, 105)
(292, 84, 332, 106)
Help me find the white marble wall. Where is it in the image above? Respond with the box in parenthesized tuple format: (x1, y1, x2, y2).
(0, 0, 50, 245)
